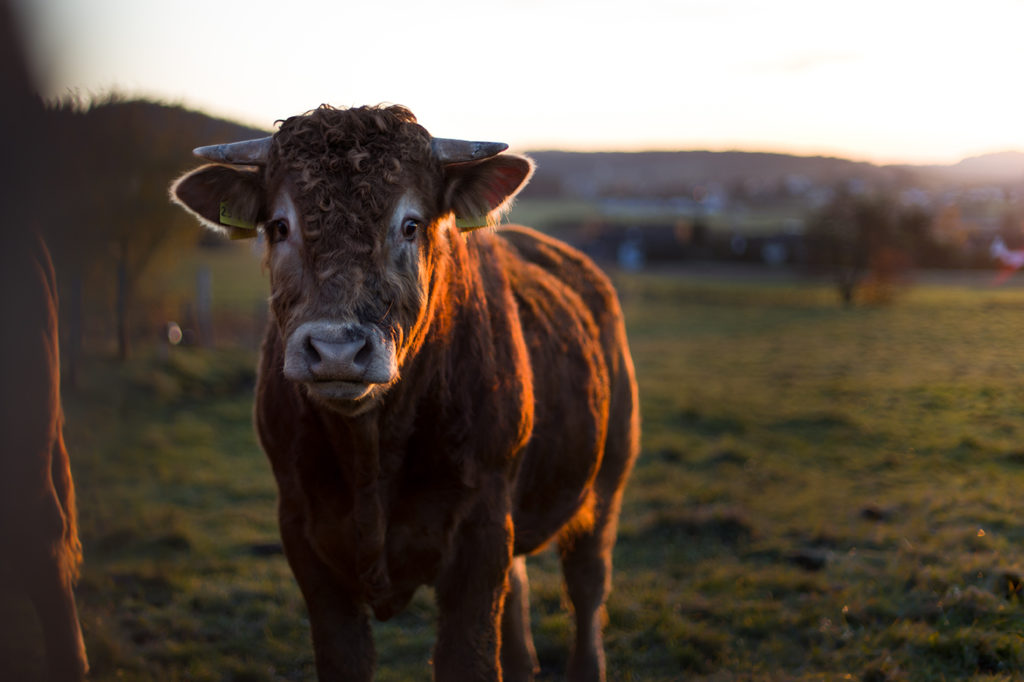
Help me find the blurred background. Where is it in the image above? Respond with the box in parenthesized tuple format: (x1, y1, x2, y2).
(4, 1, 1024, 680)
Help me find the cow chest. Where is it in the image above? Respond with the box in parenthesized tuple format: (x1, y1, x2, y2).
(286, 431, 477, 619)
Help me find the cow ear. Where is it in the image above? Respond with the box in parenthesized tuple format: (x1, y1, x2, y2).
(170, 164, 264, 239)
(443, 154, 534, 231)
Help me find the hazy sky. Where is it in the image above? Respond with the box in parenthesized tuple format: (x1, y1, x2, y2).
(13, 0, 1024, 164)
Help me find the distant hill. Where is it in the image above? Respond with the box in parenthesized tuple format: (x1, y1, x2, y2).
(520, 149, 1024, 200)
(62, 99, 1022, 202)
(519, 150, 916, 199)
(59, 98, 271, 170)
(911, 151, 1024, 183)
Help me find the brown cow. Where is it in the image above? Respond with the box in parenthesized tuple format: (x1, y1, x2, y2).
(0, 235, 88, 682)
(171, 104, 639, 681)
(0, 2, 88, 679)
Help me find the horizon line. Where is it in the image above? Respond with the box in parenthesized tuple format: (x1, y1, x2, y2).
(48, 93, 1024, 171)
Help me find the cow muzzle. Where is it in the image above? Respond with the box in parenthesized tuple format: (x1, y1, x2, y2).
(283, 321, 398, 402)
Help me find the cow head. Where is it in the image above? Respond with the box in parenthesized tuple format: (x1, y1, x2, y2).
(171, 105, 533, 414)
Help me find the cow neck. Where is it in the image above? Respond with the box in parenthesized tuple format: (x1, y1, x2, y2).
(399, 227, 460, 375)
(324, 408, 392, 605)
(384, 228, 463, 413)
(395, 230, 518, 481)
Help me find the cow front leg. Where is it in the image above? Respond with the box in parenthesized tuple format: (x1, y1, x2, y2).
(434, 476, 514, 682)
(279, 511, 375, 681)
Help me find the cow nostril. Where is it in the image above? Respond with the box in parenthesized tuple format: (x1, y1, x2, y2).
(304, 335, 322, 365)
(353, 340, 373, 370)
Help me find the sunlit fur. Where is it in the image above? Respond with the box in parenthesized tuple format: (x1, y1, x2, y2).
(0, 233, 88, 680)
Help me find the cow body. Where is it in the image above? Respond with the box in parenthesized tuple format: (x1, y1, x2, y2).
(0, 234, 88, 682)
(171, 105, 639, 681)
(0, 3, 88, 677)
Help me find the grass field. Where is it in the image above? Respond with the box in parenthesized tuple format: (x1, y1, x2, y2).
(6, 260, 1024, 681)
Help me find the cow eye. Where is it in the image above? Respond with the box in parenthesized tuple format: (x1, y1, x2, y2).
(401, 218, 420, 242)
(266, 219, 289, 244)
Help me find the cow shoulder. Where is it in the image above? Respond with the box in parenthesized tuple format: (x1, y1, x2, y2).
(497, 226, 624, 337)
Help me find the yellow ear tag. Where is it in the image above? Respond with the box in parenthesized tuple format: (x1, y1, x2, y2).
(455, 216, 489, 231)
(219, 201, 256, 230)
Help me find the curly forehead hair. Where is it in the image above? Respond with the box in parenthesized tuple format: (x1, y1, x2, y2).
(268, 104, 438, 244)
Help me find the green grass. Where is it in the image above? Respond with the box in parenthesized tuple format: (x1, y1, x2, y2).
(610, 273, 1024, 680)
(6, 264, 1024, 681)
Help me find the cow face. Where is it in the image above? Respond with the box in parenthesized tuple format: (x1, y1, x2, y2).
(171, 105, 533, 414)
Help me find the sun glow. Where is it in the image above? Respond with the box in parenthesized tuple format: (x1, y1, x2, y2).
(13, 0, 1024, 165)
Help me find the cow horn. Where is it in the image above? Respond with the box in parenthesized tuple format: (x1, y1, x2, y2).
(193, 136, 273, 165)
(431, 138, 508, 164)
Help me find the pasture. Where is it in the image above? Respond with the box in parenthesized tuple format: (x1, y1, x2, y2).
(5, 253, 1024, 681)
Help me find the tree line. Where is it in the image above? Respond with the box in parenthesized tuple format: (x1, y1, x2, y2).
(34, 97, 266, 372)
(805, 189, 1022, 305)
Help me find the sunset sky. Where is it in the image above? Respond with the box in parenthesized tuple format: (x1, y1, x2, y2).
(12, 0, 1024, 165)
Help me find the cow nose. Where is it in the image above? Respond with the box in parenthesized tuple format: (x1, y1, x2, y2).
(305, 333, 373, 380)
(283, 321, 397, 386)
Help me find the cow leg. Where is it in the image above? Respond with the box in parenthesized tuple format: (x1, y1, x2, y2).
(558, 491, 625, 682)
(500, 556, 539, 681)
(434, 475, 514, 682)
(560, 357, 639, 682)
(14, 467, 87, 682)
(279, 510, 375, 681)
(23, 544, 87, 682)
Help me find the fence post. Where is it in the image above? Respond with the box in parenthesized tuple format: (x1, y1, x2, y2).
(197, 266, 213, 348)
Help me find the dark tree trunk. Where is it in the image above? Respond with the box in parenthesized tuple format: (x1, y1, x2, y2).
(197, 265, 213, 348)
